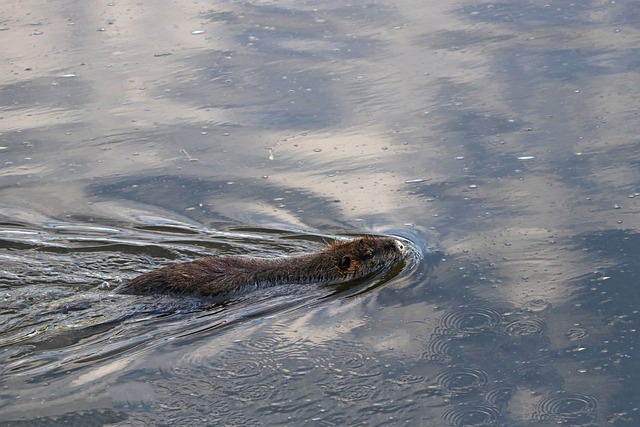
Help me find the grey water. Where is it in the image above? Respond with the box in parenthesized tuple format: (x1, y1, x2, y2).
(1, 0, 640, 425)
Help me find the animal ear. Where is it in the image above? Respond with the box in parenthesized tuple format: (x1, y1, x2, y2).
(340, 255, 351, 269)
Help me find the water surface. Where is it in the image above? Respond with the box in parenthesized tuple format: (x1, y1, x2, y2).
(1, 0, 639, 425)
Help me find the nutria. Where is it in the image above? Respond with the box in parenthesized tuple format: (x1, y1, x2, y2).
(116, 236, 406, 297)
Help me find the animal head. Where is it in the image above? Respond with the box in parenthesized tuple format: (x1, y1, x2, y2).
(328, 236, 406, 278)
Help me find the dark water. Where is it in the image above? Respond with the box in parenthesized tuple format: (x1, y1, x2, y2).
(2, 0, 640, 425)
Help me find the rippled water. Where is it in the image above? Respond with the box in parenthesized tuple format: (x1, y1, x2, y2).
(2, 0, 640, 425)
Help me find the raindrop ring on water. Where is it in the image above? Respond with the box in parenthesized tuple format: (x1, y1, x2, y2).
(438, 307, 502, 336)
(423, 334, 452, 362)
(566, 327, 590, 341)
(442, 404, 501, 426)
(484, 384, 516, 409)
(504, 318, 546, 336)
(436, 366, 489, 395)
(534, 393, 598, 424)
(336, 384, 374, 402)
(522, 296, 551, 312)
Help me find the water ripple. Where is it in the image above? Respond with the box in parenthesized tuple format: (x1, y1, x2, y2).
(235, 384, 275, 401)
(331, 384, 376, 402)
(389, 374, 426, 386)
(442, 404, 501, 426)
(223, 413, 261, 426)
(566, 327, 591, 341)
(504, 318, 546, 336)
(207, 355, 264, 379)
(437, 307, 503, 337)
(533, 393, 598, 425)
(436, 366, 489, 396)
(423, 334, 452, 362)
(315, 342, 382, 377)
(522, 296, 552, 312)
(484, 384, 516, 409)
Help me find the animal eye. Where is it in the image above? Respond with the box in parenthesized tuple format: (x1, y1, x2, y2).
(340, 255, 351, 269)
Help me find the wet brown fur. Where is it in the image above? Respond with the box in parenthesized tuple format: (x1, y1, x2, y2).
(116, 236, 406, 297)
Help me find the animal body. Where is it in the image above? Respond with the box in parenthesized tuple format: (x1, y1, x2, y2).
(116, 236, 406, 297)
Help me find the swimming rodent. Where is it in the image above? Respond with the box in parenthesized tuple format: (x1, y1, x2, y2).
(116, 236, 407, 297)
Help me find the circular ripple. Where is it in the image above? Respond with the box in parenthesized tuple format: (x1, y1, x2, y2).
(438, 308, 502, 337)
(423, 334, 452, 362)
(485, 384, 516, 409)
(566, 327, 590, 341)
(277, 354, 316, 377)
(334, 350, 366, 369)
(390, 374, 425, 386)
(236, 384, 274, 401)
(534, 393, 598, 425)
(241, 334, 297, 353)
(523, 297, 552, 312)
(504, 318, 546, 336)
(437, 366, 489, 396)
(316, 346, 381, 377)
(209, 357, 262, 379)
(224, 413, 261, 426)
(442, 405, 501, 426)
(336, 384, 375, 402)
